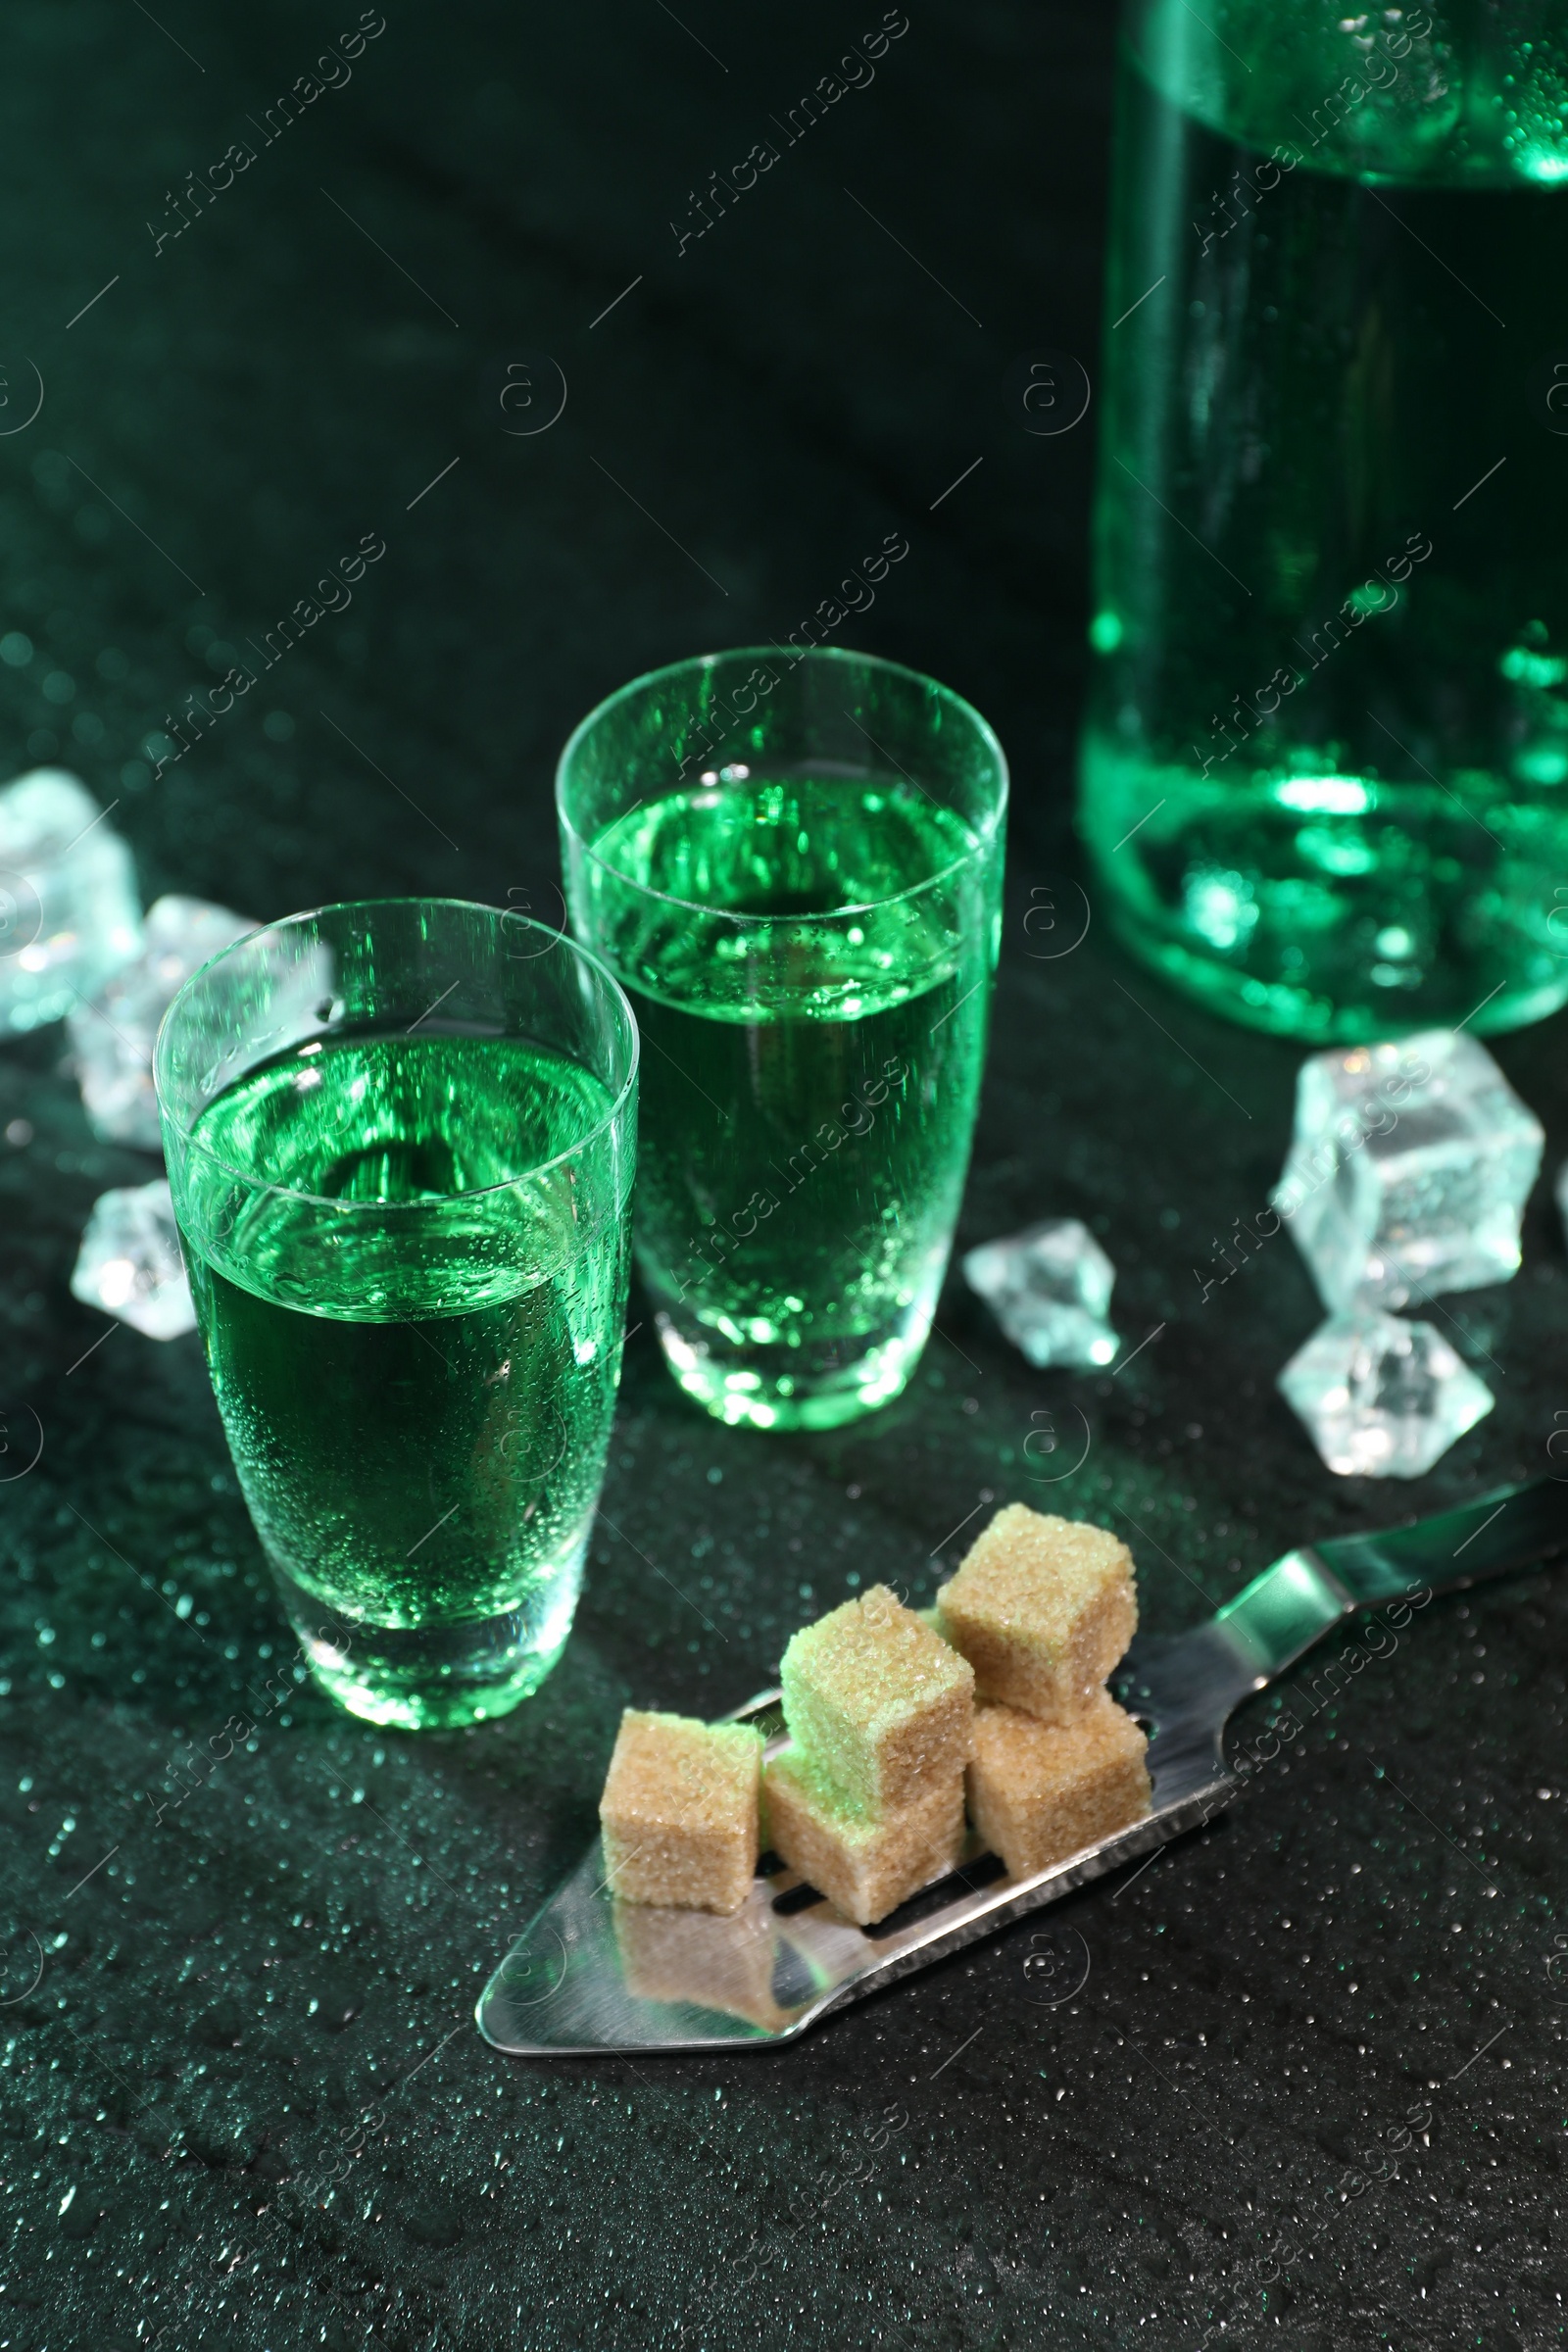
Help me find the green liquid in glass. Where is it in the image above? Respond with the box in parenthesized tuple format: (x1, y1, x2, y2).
(1083, 3, 1568, 1039)
(590, 771, 989, 1429)
(180, 1030, 624, 1727)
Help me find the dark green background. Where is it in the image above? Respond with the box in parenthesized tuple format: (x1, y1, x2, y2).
(1, 5, 1562, 2347)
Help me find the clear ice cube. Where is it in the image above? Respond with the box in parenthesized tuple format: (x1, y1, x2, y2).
(962, 1217, 1120, 1369)
(69, 893, 255, 1148)
(70, 1179, 196, 1340)
(1277, 1309, 1493, 1478)
(0, 768, 141, 1035)
(1272, 1030, 1544, 1312)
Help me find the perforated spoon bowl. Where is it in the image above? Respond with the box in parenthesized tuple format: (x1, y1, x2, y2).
(476, 1477, 1567, 2056)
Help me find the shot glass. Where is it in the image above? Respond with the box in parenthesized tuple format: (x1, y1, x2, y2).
(155, 899, 638, 1729)
(558, 646, 1007, 1431)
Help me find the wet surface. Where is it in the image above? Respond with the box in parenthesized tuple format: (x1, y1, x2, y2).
(1, 4, 1565, 2346)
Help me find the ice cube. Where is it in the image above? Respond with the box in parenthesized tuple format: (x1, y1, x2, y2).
(0, 769, 141, 1035)
(1273, 1031, 1544, 1312)
(69, 894, 255, 1148)
(70, 1179, 196, 1340)
(1277, 1309, 1493, 1478)
(962, 1218, 1119, 1369)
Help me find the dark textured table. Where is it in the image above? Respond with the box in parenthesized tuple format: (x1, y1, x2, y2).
(1, 5, 1563, 2347)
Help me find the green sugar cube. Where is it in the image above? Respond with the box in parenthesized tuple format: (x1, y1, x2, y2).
(779, 1584, 974, 1820)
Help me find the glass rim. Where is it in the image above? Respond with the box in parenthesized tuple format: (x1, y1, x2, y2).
(152, 895, 640, 1213)
(555, 643, 1009, 927)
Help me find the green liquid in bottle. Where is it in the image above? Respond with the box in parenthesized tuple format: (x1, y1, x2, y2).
(179, 1030, 626, 1728)
(1083, 0, 1568, 1038)
(588, 771, 993, 1429)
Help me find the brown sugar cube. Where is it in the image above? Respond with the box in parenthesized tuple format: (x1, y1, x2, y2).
(613, 1892, 783, 2029)
(599, 1709, 762, 1916)
(779, 1585, 974, 1819)
(936, 1504, 1137, 1722)
(966, 1692, 1152, 1879)
(763, 1748, 966, 1928)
